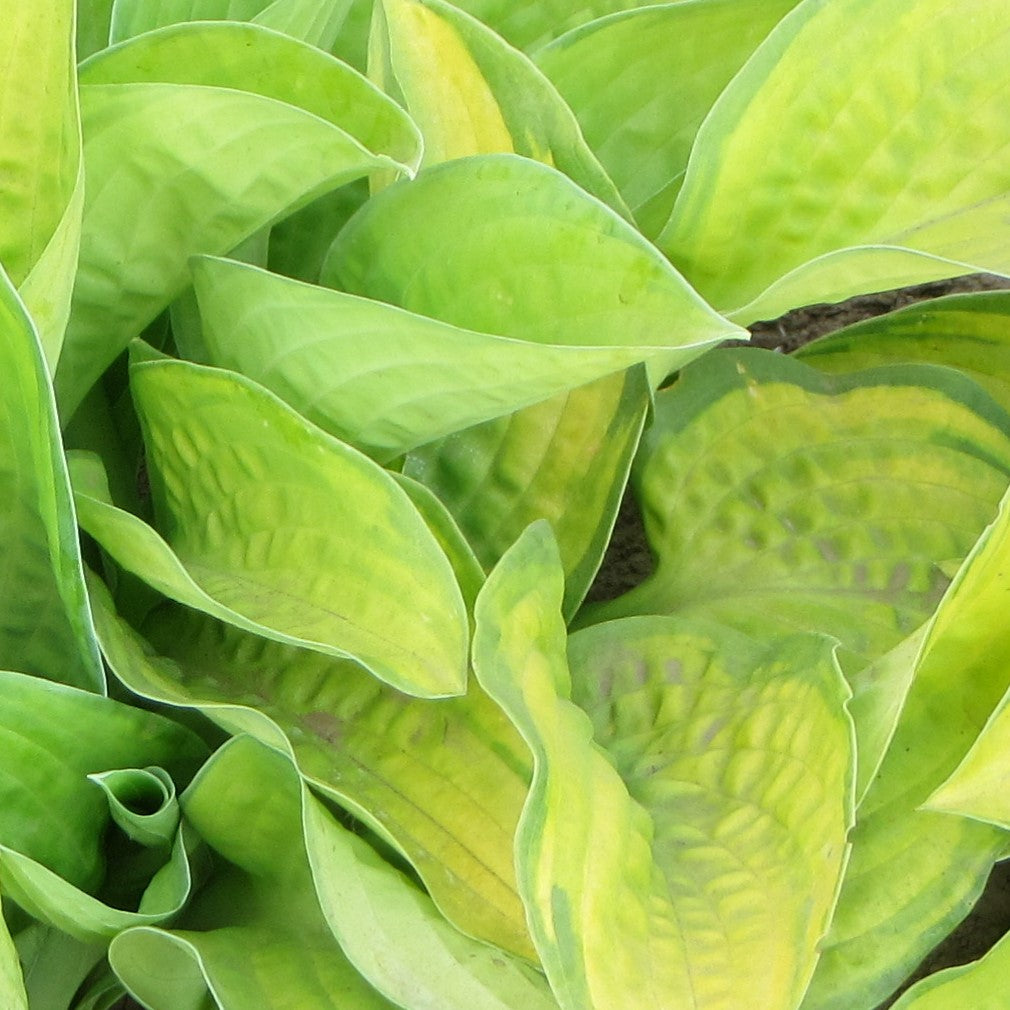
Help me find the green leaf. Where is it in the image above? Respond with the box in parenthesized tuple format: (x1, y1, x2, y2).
(56, 21, 421, 419)
(12, 925, 104, 1010)
(535, 0, 798, 236)
(89, 575, 535, 959)
(88, 767, 179, 848)
(802, 491, 1010, 1010)
(474, 524, 853, 1010)
(78, 0, 116, 59)
(194, 256, 706, 463)
(406, 368, 650, 618)
(797, 290, 1010, 415)
(659, 0, 1010, 322)
(370, 0, 628, 214)
(0, 270, 103, 690)
(889, 928, 1010, 1010)
(324, 154, 742, 388)
(1, 1, 83, 367)
(584, 349, 1010, 673)
(0, 905, 27, 1010)
(74, 352, 470, 698)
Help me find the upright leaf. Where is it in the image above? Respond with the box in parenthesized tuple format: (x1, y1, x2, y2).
(659, 0, 1010, 322)
(0, 905, 27, 1010)
(0, 271, 103, 690)
(56, 22, 421, 418)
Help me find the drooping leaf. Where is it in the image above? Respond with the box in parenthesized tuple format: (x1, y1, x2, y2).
(324, 154, 742, 388)
(802, 490, 1010, 1010)
(796, 290, 1010, 414)
(194, 256, 700, 462)
(583, 349, 1010, 674)
(1, 0, 83, 367)
(88, 572, 535, 959)
(474, 523, 853, 1010)
(73, 351, 470, 698)
(659, 0, 1010, 322)
(0, 270, 103, 690)
(56, 21, 421, 419)
(536, 0, 798, 236)
(370, 0, 628, 214)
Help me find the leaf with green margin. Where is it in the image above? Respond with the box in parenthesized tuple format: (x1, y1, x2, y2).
(89, 767, 179, 847)
(449, 0, 672, 52)
(194, 255, 716, 463)
(370, 0, 628, 215)
(796, 290, 1010, 414)
(111, 736, 399, 1010)
(474, 523, 853, 1010)
(0, 669, 205, 893)
(56, 22, 421, 419)
(72, 352, 470, 698)
(801, 490, 1010, 1010)
(659, 0, 1010, 322)
(109, 0, 353, 48)
(324, 154, 743, 388)
(407, 367, 650, 618)
(535, 0, 798, 237)
(88, 570, 535, 959)
(889, 928, 1010, 1010)
(0, 270, 103, 690)
(0, 905, 27, 1010)
(583, 349, 1010, 674)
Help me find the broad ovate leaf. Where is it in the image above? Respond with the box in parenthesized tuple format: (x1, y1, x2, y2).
(325, 154, 743, 387)
(584, 349, 1010, 673)
(370, 0, 627, 214)
(536, 0, 798, 236)
(659, 0, 1010, 322)
(0, 269, 103, 690)
(194, 256, 693, 462)
(56, 21, 421, 419)
(797, 290, 1010, 413)
(474, 523, 853, 1010)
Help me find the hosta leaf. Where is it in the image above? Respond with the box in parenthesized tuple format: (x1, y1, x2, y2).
(0, 907, 27, 1010)
(407, 368, 650, 618)
(1, 0, 83, 367)
(78, 0, 116, 59)
(75, 352, 469, 698)
(536, 0, 798, 236)
(0, 270, 103, 690)
(0, 669, 205, 893)
(474, 524, 853, 1010)
(370, 0, 627, 214)
(56, 22, 421, 419)
(584, 349, 1010, 673)
(325, 154, 742, 388)
(12, 924, 106, 1010)
(797, 290, 1010, 414)
(802, 491, 1010, 1010)
(195, 256, 706, 462)
(659, 0, 1010, 322)
(89, 573, 534, 959)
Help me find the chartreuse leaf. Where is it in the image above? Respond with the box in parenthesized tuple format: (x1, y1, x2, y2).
(659, 0, 1010, 323)
(111, 736, 398, 1010)
(0, 905, 27, 1010)
(194, 256, 715, 462)
(889, 929, 1010, 1010)
(797, 290, 1010, 414)
(1, 0, 83, 367)
(802, 491, 1010, 1010)
(370, 0, 627, 214)
(584, 349, 1010, 673)
(474, 523, 853, 1010)
(73, 352, 469, 698)
(325, 155, 742, 387)
(0, 270, 103, 690)
(88, 572, 535, 959)
(56, 23, 421, 420)
(536, 0, 798, 236)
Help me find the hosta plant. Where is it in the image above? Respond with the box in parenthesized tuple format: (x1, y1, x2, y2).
(3, 0, 1010, 1008)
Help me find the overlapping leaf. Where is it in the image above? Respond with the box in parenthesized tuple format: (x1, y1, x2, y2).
(536, 0, 798, 236)
(474, 523, 853, 1010)
(659, 0, 1010, 322)
(56, 21, 421, 419)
